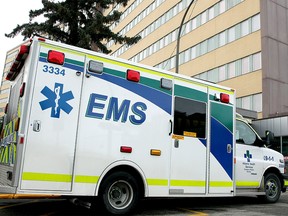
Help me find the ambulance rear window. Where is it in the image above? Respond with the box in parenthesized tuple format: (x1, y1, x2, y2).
(173, 97, 206, 139)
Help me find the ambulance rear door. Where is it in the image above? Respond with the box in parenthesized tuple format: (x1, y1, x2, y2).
(21, 43, 85, 191)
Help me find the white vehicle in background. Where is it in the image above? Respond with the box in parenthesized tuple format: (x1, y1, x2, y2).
(235, 114, 287, 202)
(0, 36, 287, 215)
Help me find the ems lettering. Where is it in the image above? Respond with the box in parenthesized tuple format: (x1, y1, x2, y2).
(86, 93, 147, 125)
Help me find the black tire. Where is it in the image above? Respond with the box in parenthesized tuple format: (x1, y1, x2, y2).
(99, 171, 139, 215)
(259, 173, 281, 203)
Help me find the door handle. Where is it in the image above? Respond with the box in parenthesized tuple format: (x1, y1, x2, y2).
(227, 144, 232, 153)
(174, 139, 179, 148)
(33, 120, 41, 132)
(169, 120, 173, 135)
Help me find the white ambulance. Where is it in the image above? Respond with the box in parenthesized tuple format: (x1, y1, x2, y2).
(0, 36, 287, 215)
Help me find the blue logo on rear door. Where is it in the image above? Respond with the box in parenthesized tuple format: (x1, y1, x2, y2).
(39, 83, 74, 118)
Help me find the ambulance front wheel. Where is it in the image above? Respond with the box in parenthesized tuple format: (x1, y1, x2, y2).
(259, 173, 281, 203)
(99, 171, 139, 215)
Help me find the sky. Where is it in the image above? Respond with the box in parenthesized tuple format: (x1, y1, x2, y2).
(0, 0, 43, 78)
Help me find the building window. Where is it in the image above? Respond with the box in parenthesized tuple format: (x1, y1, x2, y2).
(219, 0, 226, 14)
(252, 14, 260, 32)
(228, 62, 236, 78)
(192, 52, 261, 83)
(201, 11, 207, 25)
(219, 31, 226, 46)
(252, 52, 261, 71)
(252, 93, 262, 112)
(207, 68, 219, 83)
(114, 0, 246, 59)
(0, 89, 10, 95)
(241, 19, 250, 36)
(235, 59, 242, 76)
(228, 26, 236, 43)
(184, 49, 191, 63)
(191, 46, 196, 59)
(200, 41, 208, 55)
(208, 6, 215, 20)
(242, 56, 250, 74)
(0, 98, 8, 104)
(219, 65, 226, 81)
(236, 93, 262, 112)
(242, 96, 252, 110)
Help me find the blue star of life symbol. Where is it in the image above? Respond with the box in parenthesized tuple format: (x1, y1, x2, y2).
(39, 83, 74, 118)
(244, 150, 252, 162)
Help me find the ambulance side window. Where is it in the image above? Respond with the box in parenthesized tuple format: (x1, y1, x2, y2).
(173, 97, 206, 139)
(236, 120, 256, 145)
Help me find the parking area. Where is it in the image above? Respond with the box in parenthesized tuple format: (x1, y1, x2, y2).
(1, 193, 288, 216)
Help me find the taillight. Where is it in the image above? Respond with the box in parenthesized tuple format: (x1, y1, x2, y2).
(120, 146, 132, 153)
(4, 104, 8, 114)
(20, 82, 26, 97)
(14, 118, 20, 132)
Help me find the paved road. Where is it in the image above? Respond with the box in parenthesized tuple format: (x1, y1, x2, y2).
(0, 193, 287, 215)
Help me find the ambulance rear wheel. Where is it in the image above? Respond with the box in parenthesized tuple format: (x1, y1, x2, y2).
(99, 171, 139, 215)
(259, 173, 281, 203)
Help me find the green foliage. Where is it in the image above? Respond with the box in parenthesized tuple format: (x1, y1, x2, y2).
(5, 0, 141, 53)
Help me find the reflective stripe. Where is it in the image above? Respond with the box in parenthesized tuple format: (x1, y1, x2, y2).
(236, 181, 260, 187)
(284, 180, 288, 187)
(20, 173, 236, 188)
(209, 181, 233, 187)
(148, 179, 233, 187)
(75, 175, 99, 183)
(147, 179, 168, 186)
(170, 180, 206, 187)
(22, 172, 72, 182)
(22, 173, 100, 184)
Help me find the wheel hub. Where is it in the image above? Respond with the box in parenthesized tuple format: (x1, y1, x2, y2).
(107, 180, 133, 209)
(110, 187, 122, 200)
(266, 181, 277, 197)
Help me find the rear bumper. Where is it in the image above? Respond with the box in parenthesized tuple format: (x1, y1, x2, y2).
(0, 183, 16, 194)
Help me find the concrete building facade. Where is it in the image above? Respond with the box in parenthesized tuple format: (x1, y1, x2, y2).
(105, 0, 288, 156)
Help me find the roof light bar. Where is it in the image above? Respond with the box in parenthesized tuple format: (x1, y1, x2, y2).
(47, 50, 65, 65)
(6, 45, 30, 81)
(220, 93, 230, 103)
(214, 93, 230, 104)
(127, 69, 140, 82)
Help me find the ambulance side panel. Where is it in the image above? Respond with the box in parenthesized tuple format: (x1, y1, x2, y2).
(73, 54, 173, 196)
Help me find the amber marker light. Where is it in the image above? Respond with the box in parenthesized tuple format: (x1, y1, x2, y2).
(150, 149, 161, 156)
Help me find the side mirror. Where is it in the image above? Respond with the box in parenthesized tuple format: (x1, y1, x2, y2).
(265, 130, 274, 146)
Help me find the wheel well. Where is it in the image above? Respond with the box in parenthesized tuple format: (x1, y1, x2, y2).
(263, 167, 284, 189)
(98, 165, 145, 198)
